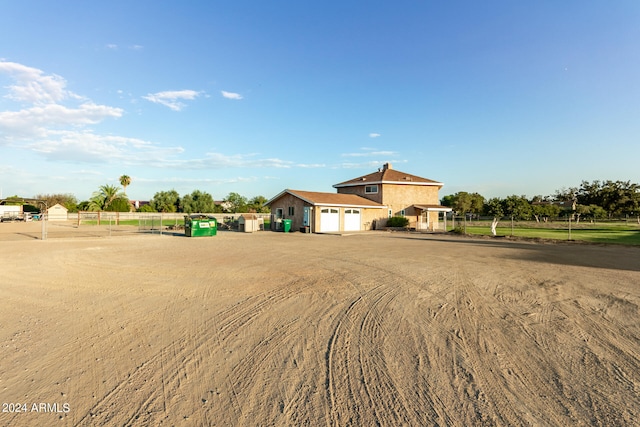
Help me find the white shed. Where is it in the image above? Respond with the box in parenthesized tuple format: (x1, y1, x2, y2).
(238, 214, 262, 232)
(47, 203, 68, 222)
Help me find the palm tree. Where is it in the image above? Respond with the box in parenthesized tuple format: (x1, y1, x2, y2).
(119, 175, 131, 195)
(88, 184, 126, 211)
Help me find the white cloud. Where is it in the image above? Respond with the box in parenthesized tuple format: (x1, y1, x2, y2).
(136, 175, 261, 186)
(297, 163, 326, 168)
(26, 131, 183, 164)
(369, 133, 381, 138)
(0, 60, 184, 165)
(0, 103, 122, 139)
(341, 148, 397, 157)
(221, 90, 243, 100)
(153, 151, 294, 170)
(0, 61, 74, 105)
(0, 61, 304, 175)
(106, 44, 143, 50)
(142, 90, 202, 111)
(338, 159, 407, 169)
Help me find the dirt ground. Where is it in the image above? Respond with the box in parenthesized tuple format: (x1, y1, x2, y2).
(1, 221, 639, 426)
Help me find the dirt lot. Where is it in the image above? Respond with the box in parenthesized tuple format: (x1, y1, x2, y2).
(1, 221, 639, 426)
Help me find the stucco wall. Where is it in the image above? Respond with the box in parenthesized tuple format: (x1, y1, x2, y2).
(339, 183, 442, 228)
(311, 206, 383, 232)
(268, 192, 386, 232)
(336, 184, 383, 204)
(381, 184, 440, 216)
(268, 193, 308, 231)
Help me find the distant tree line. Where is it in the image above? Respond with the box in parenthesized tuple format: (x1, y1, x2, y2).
(441, 180, 640, 235)
(23, 174, 268, 214)
(146, 190, 269, 214)
(30, 189, 269, 214)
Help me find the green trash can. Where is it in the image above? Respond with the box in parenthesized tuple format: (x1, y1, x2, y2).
(185, 215, 217, 237)
(282, 218, 292, 233)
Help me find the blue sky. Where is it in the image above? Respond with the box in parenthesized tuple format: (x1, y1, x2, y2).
(1, 1, 639, 202)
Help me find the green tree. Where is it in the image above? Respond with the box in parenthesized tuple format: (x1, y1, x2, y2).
(554, 186, 578, 202)
(531, 201, 561, 222)
(119, 175, 132, 195)
(574, 204, 591, 223)
(77, 200, 90, 211)
(247, 195, 269, 213)
(440, 194, 455, 208)
(224, 192, 247, 213)
(3, 195, 23, 205)
(468, 192, 485, 219)
(150, 190, 180, 213)
(88, 184, 127, 211)
(587, 204, 607, 221)
(452, 192, 473, 216)
(181, 190, 216, 213)
(137, 204, 156, 213)
(441, 192, 484, 219)
(503, 195, 532, 221)
(574, 179, 640, 218)
(105, 197, 132, 212)
(35, 193, 78, 212)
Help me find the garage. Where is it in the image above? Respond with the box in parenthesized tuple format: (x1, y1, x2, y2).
(266, 189, 386, 233)
(344, 208, 361, 231)
(320, 208, 340, 232)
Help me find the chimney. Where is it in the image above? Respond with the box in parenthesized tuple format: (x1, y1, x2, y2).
(382, 162, 392, 170)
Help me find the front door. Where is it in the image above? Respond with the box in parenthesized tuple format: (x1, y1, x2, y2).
(303, 206, 310, 226)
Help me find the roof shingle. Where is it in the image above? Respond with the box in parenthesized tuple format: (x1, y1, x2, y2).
(333, 167, 442, 188)
(268, 189, 385, 207)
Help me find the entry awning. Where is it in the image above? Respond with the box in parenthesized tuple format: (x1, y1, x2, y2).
(413, 204, 452, 212)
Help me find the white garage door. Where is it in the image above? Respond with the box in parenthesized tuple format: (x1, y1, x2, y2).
(320, 208, 340, 232)
(344, 209, 361, 231)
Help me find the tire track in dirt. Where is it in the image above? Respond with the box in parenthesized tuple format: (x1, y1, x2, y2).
(450, 266, 565, 427)
(319, 252, 476, 426)
(78, 270, 332, 426)
(320, 255, 439, 426)
(204, 275, 324, 424)
(551, 299, 640, 425)
(451, 263, 640, 426)
(75, 275, 300, 425)
(471, 278, 577, 425)
(499, 269, 640, 425)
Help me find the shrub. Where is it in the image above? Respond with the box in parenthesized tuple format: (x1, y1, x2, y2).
(387, 216, 409, 228)
(138, 204, 156, 212)
(450, 226, 466, 235)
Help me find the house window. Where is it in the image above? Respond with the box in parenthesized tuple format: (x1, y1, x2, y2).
(400, 209, 406, 217)
(288, 207, 295, 216)
(388, 209, 392, 218)
(365, 185, 378, 194)
(275, 208, 283, 219)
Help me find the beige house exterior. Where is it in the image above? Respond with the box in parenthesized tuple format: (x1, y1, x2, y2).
(266, 190, 386, 233)
(267, 164, 451, 233)
(334, 163, 450, 230)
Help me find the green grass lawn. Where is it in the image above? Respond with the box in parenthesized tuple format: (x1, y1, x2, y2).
(448, 221, 640, 245)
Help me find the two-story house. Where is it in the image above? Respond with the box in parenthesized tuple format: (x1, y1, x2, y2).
(266, 163, 451, 233)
